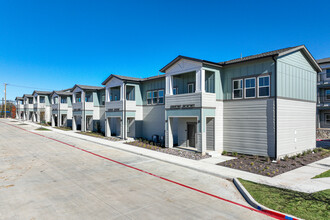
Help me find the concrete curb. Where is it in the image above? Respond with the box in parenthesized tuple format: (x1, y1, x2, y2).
(233, 178, 300, 220)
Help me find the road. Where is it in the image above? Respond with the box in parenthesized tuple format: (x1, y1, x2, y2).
(0, 119, 272, 220)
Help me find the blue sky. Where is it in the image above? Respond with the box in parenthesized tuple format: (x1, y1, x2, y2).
(0, 0, 329, 100)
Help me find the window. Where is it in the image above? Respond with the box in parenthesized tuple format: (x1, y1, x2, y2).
(188, 83, 195, 93)
(40, 96, 45, 103)
(101, 94, 105, 105)
(126, 86, 135, 101)
(76, 93, 81, 103)
(326, 114, 330, 124)
(245, 78, 256, 98)
(29, 98, 33, 104)
(205, 71, 215, 93)
(258, 76, 270, 97)
(326, 90, 330, 100)
(326, 69, 330, 78)
(85, 93, 93, 102)
(173, 87, 177, 95)
(233, 79, 243, 99)
(61, 97, 67, 103)
(158, 90, 164, 104)
(114, 95, 118, 101)
(153, 91, 158, 104)
(147, 91, 152, 105)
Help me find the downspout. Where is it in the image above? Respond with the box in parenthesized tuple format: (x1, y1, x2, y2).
(272, 56, 278, 160)
(58, 96, 60, 126)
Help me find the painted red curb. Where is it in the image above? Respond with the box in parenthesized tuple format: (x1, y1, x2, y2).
(3, 122, 287, 219)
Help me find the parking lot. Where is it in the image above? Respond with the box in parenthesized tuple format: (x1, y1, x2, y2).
(0, 120, 272, 219)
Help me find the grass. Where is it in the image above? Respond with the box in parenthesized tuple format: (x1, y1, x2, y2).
(35, 127, 50, 131)
(239, 178, 330, 220)
(54, 126, 71, 131)
(80, 131, 105, 138)
(313, 169, 330, 179)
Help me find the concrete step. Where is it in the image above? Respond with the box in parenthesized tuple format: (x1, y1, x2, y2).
(206, 151, 222, 157)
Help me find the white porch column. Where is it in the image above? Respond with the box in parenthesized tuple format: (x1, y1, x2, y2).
(120, 84, 124, 100)
(195, 68, 204, 93)
(167, 118, 173, 148)
(105, 117, 111, 137)
(165, 75, 173, 95)
(58, 113, 62, 127)
(72, 116, 76, 131)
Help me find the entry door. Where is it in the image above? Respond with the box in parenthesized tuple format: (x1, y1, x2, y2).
(206, 118, 215, 151)
(187, 122, 197, 148)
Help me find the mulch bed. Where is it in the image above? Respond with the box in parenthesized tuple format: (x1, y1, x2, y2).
(79, 132, 120, 142)
(218, 148, 330, 177)
(127, 141, 210, 160)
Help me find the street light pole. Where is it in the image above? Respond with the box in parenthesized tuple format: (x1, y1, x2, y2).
(4, 83, 7, 118)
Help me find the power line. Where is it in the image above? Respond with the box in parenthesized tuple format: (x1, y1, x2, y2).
(5, 83, 54, 91)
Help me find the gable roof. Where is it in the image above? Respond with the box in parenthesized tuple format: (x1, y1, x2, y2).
(159, 55, 223, 73)
(50, 90, 73, 97)
(23, 94, 33, 98)
(71, 84, 104, 91)
(317, 57, 330, 64)
(32, 90, 52, 96)
(219, 46, 299, 65)
(102, 74, 165, 85)
(15, 97, 23, 101)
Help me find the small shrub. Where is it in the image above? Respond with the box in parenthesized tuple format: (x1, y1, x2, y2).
(297, 153, 302, 158)
(291, 155, 296, 160)
(302, 151, 307, 156)
(283, 155, 289, 161)
(266, 166, 270, 170)
(229, 164, 233, 167)
(266, 157, 270, 162)
(307, 149, 312, 154)
(250, 162, 254, 166)
(276, 169, 279, 172)
(222, 150, 227, 155)
(272, 171, 275, 174)
(232, 152, 238, 157)
(266, 172, 271, 176)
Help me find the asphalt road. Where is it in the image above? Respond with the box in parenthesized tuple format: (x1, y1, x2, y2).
(0, 119, 272, 220)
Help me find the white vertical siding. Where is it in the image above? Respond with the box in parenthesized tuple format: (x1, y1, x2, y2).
(277, 98, 316, 157)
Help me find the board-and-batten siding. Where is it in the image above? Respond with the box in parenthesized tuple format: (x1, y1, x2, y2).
(277, 50, 317, 102)
(223, 99, 275, 157)
(277, 98, 316, 157)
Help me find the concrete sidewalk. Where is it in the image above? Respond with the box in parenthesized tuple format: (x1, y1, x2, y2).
(13, 119, 330, 193)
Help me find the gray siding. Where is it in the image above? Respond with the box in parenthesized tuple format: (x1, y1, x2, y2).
(223, 99, 275, 157)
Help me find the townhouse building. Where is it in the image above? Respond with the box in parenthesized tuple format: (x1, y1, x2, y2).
(316, 57, 330, 128)
(23, 94, 34, 121)
(50, 88, 73, 127)
(32, 91, 52, 123)
(71, 85, 105, 132)
(102, 45, 320, 158)
(15, 97, 24, 120)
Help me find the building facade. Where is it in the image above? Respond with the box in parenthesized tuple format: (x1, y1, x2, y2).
(50, 89, 73, 127)
(316, 58, 330, 128)
(32, 91, 52, 124)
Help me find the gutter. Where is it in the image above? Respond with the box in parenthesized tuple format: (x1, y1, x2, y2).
(272, 55, 278, 160)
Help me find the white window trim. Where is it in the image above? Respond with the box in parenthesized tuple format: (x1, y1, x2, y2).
(187, 83, 195, 94)
(257, 75, 270, 98)
(244, 77, 256, 99)
(232, 79, 243, 99)
(158, 89, 164, 104)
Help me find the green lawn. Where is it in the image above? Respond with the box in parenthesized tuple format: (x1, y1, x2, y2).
(239, 178, 330, 220)
(313, 169, 330, 179)
(35, 127, 50, 131)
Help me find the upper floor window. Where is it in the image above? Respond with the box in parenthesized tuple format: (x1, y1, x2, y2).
(245, 78, 256, 98)
(40, 96, 45, 103)
(153, 91, 158, 104)
(173, 87, 178, 95)
(258, 76, 270, 97)
(101, 94, 105, 105)
(326, 69, 330, 78)
(61, 97, 67, 103)
(205, 70, 215, 93)
(147, 91, 152, 105)
(158, 90, 164, 104)
(326, 90, 330, 100)
(126, 86, 135, 101)
(187, 83, 195, 93)
(76, 94, 81, 103)
(325, 113, 330, 124)
(233, 79, 243, 99)
(85, 93, 93, 102)
(29, 98, 33, 104)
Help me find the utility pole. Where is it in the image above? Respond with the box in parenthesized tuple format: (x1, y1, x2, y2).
(4, 83, 7, 118)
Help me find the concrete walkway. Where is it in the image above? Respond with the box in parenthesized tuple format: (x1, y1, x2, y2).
(14, 119, 330, 193)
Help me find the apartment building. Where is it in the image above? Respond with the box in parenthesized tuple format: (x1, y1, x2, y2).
(16, 45, 321, 159)
(15, 97, 24, 120)
(71, 85, 105, 132)
(316, 57, 330, 128)
(50, 88, 73, 127)
(102, 45, 320, 158)
(32, 91, 52, 123)
(23, 94, 34, 121)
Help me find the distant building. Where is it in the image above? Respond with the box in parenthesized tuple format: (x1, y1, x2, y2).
(317, 57, 330, 128)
